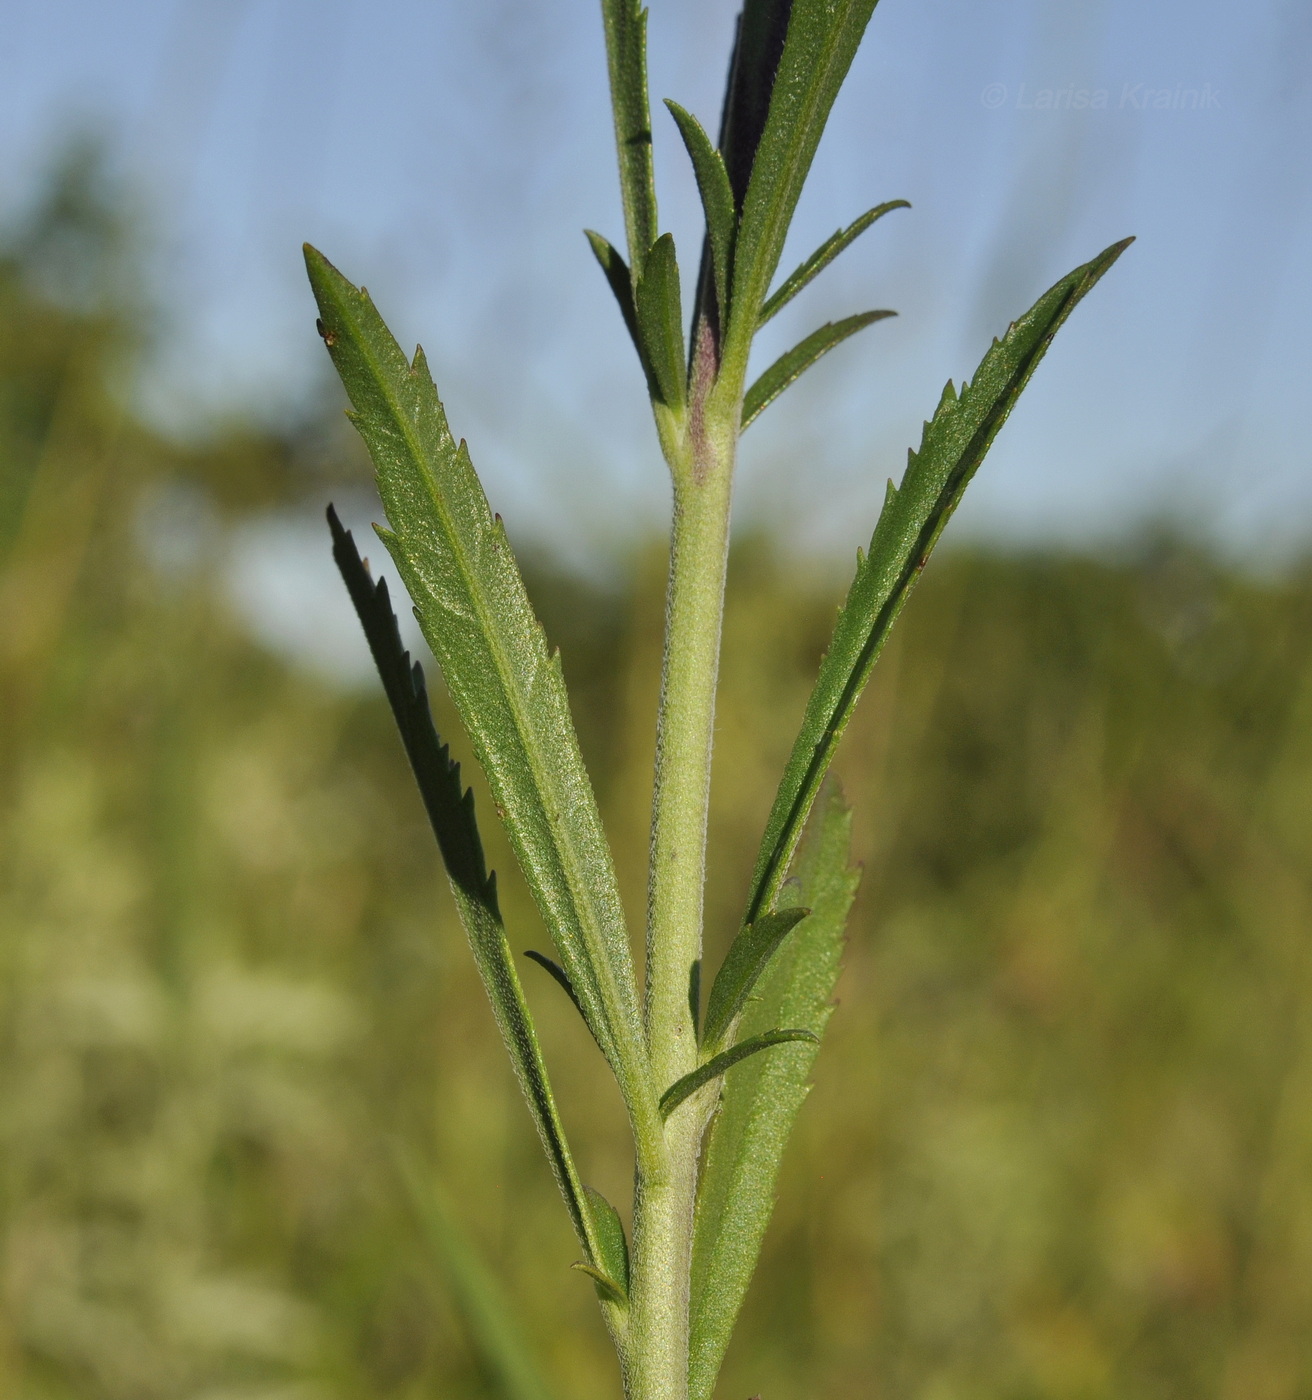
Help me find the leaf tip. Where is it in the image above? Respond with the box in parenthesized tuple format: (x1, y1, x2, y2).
(303, 243, 355, 320)
(302, 241, 330, 277)
(570, 1260, 626, 1306)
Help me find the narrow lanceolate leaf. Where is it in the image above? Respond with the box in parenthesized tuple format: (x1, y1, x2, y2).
(742, 237, 1133, 927)
(398, 1150, 559, 1400)
(717, 0, 794, 209)
(689, 783, 858, 1400)
(585, 230, 644, 369)
(329, 511, 606, 1274)
(758, 199, 909, 325)
(635, 233, 686, 411)
(727, 0, 882, 364)
(601, 0, 657, 269)
(659, 1029, 818, 1120)
(741, 309, 894, 430)
(309, 249, 658, 1156)
(700, 906, 809, 1052)
(665, 100, 736, 323)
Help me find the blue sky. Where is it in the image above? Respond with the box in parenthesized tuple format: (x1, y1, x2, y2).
(3, 0, 1310, 568)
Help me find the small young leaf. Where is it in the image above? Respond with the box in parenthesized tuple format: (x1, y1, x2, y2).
(307, 255, 659, 1160)
(741, 310, 894, 429)
(700, 906, 809, 1052)
(585, 230, 644, 368)
(397, 1150, 559, 1400)
(665, 100, 736, 324)
(570, 1261, 627, 1306)
(329, 509, 605, 1272)
(600, 0, 657, 269)
(584, 1185, 631, 1298)
(689, 783, 858, 1400)
(741, 237, 1133, 928)
(727, 0, 883, 364)
(759, 199, 909, 325)
(635, 233, 687, 411)
(659, 1029, 818, 1120)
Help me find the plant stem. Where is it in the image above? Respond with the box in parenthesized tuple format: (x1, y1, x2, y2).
(630, 342, 739, 1400)
(627, 1103, 706, 1400)
(645, 449, 735, 1087)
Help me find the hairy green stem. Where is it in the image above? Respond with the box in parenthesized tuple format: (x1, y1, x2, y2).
(629, 354, 739, 1400)
(645, 459, 734, 1083)
(628, 1101, 711, 1400)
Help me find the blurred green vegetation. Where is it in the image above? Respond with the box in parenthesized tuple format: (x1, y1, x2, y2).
(2, 158, 1311, 1400)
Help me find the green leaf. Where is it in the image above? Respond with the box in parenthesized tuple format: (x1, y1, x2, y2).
(584, 1185, 631, 1298)
(758, 199, 909, 325)
(659, 1029, 818, 1120)
(570, 1261, 627, 1306)
(700, 906, 809, 1052)
(726, 0, 883, 364)
(310, 250, 660, 1160)
(635, 233, 686, 411)
(585, 230, 644, 368)
(741, 309, 894, 430)
(665, 100, 736, 325)
(397, 1149, 560, 1400)
(689, 1, 790, 349)
(741, 237, 1133, 927)
(689, 782, 858, 1400)
(329, 509, 608, 1274)
(600, 0, 657, 269)
(717, 0, 794, 209)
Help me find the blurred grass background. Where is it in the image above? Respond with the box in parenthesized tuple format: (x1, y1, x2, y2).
(3, 157, 1312, 1400)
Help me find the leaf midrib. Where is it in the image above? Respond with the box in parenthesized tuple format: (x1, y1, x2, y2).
(358, 324, 634, 1067)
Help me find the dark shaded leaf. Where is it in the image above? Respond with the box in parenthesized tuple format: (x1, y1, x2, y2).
(726, 0, 882, 364)
(717, 0, 794, 209)
(329, 508, 609, 1275)
(689, 1, 792, 349)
